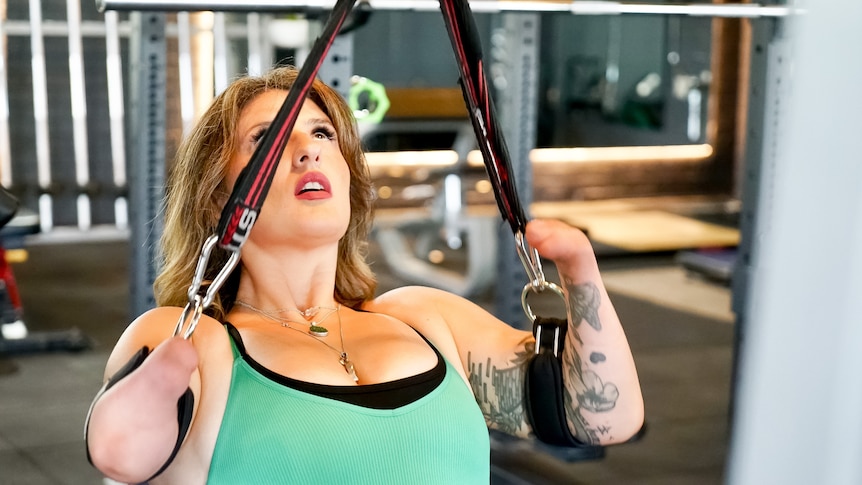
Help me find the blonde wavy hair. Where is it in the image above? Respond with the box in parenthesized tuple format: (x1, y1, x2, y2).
(154, 66, 377, 321)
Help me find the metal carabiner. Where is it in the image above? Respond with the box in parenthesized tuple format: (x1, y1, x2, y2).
(174, 234, 242, 339)
(515, 230, 546, 291)
(174, 294, 204, 339)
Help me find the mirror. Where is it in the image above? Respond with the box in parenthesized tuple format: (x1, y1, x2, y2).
(347, 10, 716, 150)
(538, 13, 714, 148)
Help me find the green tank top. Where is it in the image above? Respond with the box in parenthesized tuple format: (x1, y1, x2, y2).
(207, 325, 490, 484)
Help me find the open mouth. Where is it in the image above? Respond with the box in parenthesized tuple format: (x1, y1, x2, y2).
(298, 181, 325, 194)
(295, 172, 331, 197)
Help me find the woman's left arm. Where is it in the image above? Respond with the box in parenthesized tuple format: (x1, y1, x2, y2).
(370, 218, 643, 445)
(526, 218, 644, 445)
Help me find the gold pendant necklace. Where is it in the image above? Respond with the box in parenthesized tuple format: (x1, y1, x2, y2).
(235, 300, 337, 337)
(234, 301, 359, 383)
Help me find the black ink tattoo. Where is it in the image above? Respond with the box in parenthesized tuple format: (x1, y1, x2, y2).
(563, 277, 602, 332)
(562, 344, 600, 444)
(556, 279, 621, 444)
(577, 369, 619, 413)
(467, 338, 533, 435)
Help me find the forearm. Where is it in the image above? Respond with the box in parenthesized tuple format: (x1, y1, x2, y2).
(558, 263, 644, 445)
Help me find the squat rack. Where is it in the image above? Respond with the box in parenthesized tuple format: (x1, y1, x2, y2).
(105, 0, 789, 327)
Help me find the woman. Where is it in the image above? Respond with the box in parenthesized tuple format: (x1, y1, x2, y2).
(85, 66, 643, 484)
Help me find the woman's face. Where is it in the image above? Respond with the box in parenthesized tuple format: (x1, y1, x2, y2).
(226, 90, 352, 249)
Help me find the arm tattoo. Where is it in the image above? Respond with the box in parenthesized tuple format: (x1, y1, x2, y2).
(561, 278, 620, 444)
(467, 337, 533, 435)
(564, 275, 602, 332)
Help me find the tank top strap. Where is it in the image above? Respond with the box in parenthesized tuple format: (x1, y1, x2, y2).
(223, 322, 244, 360)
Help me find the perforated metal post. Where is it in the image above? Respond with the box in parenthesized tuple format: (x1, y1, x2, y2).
(317, 32, 353, 100)
(128, 12, 167, 317)
(729, 16, 781, 423)
(491, 13, 540, 328)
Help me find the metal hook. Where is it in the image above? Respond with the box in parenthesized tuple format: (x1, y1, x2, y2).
(174, 294, 204, 339)
(175, 234, 242, 339)
(515, 230, 546, 290)
(185, 235, 242, 309)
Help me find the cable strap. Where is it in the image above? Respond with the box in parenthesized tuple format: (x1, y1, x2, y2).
(440, 0, 597, 448)
(175, 0, 357, 341)
(439, 0, 528, 236)
(215, 0, 356, 252)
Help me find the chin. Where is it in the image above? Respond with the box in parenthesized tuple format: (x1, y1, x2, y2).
(285, 220, 349, 245)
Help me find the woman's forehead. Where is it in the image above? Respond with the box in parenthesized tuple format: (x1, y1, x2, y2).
(239, 90, 329, 124)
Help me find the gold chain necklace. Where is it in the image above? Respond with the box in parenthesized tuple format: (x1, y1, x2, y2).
(235, 300, 337, 337)
(234, 301, 359, 383)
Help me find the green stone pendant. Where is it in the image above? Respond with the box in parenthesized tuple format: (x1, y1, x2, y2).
(308, 325, 329, 338)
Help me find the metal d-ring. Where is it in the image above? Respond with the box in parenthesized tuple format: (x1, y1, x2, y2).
(520, 280, 566, 323)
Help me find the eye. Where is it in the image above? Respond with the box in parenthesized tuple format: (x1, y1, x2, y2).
(312, 124, 336, 141)
(250, 126, 267, 146)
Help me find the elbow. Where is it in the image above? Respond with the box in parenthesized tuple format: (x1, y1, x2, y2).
(600, 403, 646, 446)
(615, 414, 646, 446)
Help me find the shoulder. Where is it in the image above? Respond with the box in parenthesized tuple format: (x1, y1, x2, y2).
(364, 285, 480, 334)
(364, 285, 453, 333)
(118, 306, 224, 349)
(366, 285, 461, 312)
(105, 306, 226, 379)
(365, 285, 516, 338)
(364, 285, 525, 355)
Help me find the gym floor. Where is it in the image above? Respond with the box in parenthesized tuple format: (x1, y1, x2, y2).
(0, 230, 734, 485)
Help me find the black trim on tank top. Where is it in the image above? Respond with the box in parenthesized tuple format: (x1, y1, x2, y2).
(224, 323, 446, 410)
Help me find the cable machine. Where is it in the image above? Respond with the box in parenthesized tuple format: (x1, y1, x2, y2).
(102, 3, 862, 481)
(101, 0, 789, 327)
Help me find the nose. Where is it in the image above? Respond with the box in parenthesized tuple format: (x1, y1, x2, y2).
(291, 132, 322, 169)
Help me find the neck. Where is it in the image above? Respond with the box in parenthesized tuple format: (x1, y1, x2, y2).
(232, 242, 340, 312)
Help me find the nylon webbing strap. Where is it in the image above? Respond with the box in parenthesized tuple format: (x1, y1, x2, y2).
(439, 0, 587, 448)
(215, 0, 355, 252)
(439, 0, 528, 236)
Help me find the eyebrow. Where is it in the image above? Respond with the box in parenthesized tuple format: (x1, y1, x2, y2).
(303, 117, 334, 127)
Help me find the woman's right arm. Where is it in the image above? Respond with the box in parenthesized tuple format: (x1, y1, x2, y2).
(85, 307, 202, 483)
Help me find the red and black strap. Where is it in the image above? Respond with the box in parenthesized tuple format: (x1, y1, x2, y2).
(439, 0, 590, 448)
(439, 0, 529, 237)
(215, 0, 356, 252)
